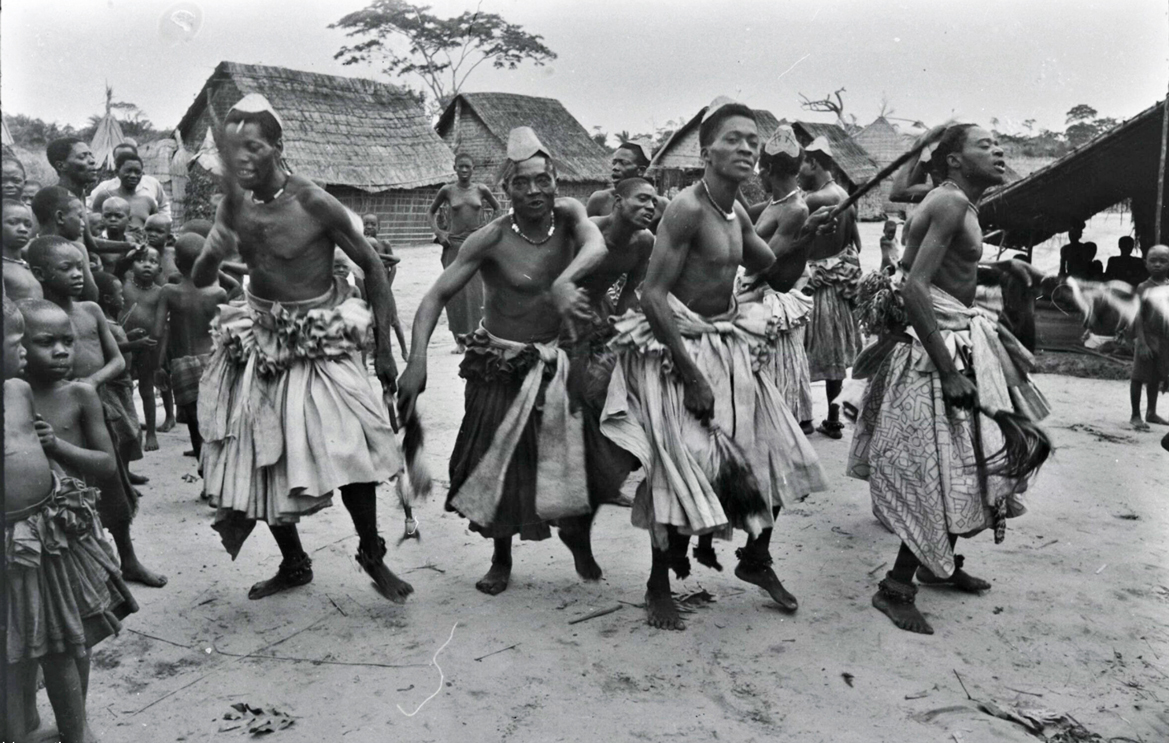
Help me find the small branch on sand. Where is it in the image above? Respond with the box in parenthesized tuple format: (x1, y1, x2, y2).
(867, 562, 888, 576)
(568, 604, 622, 625)
(474, 644, 519, 662)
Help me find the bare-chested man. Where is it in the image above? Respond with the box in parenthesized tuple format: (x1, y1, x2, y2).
(399, 127, 609, 595)
(586, 140, 669, 229)
(191, 94, 410, 602)
(427, 152, 501, 350)
(798, 138, 863, 439)
(599, 99, 825, 630)
(846, 125, 1050, 634)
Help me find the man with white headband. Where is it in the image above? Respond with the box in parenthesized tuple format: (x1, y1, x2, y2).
(191, 94, 411, 602)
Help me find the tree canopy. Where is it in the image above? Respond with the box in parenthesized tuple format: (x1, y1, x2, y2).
(331, 0, 556, 116)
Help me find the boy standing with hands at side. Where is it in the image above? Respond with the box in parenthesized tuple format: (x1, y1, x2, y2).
(1130, 244, 1169, 431)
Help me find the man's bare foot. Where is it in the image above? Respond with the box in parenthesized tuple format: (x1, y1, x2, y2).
(799, 420, 815, 436)
(355, 537, 413, 603)
(735, 550, 797, 612)
(122, 560, 168, 588)
(1131, 416, 1151, 431)
(144, 433, 159, 451)
(645, 586, 685, 630)
(693, 543, 723, 571)
(916, 555, 990, 593)
(183, 449, 197, 457)
(248, 555, 312, 599)
(476, 562, 511, 595)
(559, 530, 602, 581)
(158, 416, 176, 433)
(128, 471, 149, 485)
(872, 576, 933, 634)
(1146, 413, 1169, 426)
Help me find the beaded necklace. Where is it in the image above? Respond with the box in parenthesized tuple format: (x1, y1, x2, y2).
(510, 210, 556, 245)
(700, 179, 736, 221)
(767, 188, 800, 208)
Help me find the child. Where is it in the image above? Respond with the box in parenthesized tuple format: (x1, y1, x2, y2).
(31, 186, 101, 300)
(94, 270, 154, 469)
(152, 233, 227, 460)
(120, 244, 175, 442)
(3, 198, 41, 299)
(22, 179, 42, 206)
(2, 155, 26, 201)
(1130, 244, 1169, 431)
(27, 235, 167, 587)
(879, 218, 901, 273)
(4, 296, 137, 743)
(145, 214, 178, 283)
(362, 212, 408, 360)
(100, 196, 133, 273)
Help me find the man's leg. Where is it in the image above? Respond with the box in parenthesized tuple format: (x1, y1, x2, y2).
(181, 403, 201, 458)
(734, 509, 798, 612)
(109, 519, 167, 588)
(1146, 380, 1167, 425)
(872, 542, 933, 634)
(693, 532, 722, 571)
(158, 384, 176, 433)
(558, 512, 602, 581)
(818, 379, 844, 439)
(916, 534, 991, 592)
(249, 523, 313, 599)
(138, 360, 159, 451)
(646, 527, 689, 630)
(340, 482, 413, 603)
(1131, 378, 1150, 430)
(476, 537, 512, 595)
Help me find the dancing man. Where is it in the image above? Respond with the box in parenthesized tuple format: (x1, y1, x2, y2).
(399, 128, 609, 595)
(192, 94, 411, 602)
(600, 99, 825, 630)
(847, 124, 1050, 634)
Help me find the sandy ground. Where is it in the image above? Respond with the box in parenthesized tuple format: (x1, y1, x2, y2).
(55, 226, 1168, 743)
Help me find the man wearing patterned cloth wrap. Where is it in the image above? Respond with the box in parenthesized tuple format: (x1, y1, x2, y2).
(847, 124, 1050, 635)
(191, 94, 412, 603)
(398, 127, 611, 596)
(797, 137, 863, 439)
(600, 98, 827, 631)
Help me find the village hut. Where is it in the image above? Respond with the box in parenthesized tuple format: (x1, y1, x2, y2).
(435, 92, 611, 205)
(176, 61, 454, 244)
(89, 111, 126, 173)
(788, 121, 883, 220)
(853, 116, 909, 214)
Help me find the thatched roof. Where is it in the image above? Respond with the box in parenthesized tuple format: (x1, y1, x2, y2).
(435, 92, 610, 183)
(177, 61, 453, 190)
(1, 118, 13, 147)
(854, 117, 906, 165)
(789, 121, 879, 188)
(646, 105, 781, 174)
(981, 99, 1167, 249)
(90, 113, 127, 171)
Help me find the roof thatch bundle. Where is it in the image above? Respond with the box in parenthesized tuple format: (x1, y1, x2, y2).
(853, 116, 906, 166)
(436, 92, 611, 183)
(90, 113, 126, 171)
(788, 121, 879, 188)
(177, 61, 452, 190)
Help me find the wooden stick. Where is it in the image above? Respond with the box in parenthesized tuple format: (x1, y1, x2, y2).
(830, 134, 940, 218)
(568, 604, 622, 625)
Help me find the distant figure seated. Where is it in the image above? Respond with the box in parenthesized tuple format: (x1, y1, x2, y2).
(1105, 236, 1148, 287)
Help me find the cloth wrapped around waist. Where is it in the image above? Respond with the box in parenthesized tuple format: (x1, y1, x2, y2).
(799, 250, 862, 300)
(447, 327, 590, 527)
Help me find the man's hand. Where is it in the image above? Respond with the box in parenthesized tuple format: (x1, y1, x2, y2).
(682, 373, 715, 423)
(940, 370, 978, 410)
(434, 230, 450, 247)
(375, 343, 399, 396)
(551, 281, 591, 321)
(34, 415, 60, 456)
(396, 360, 427, 423)
(805, 206, 837, 235)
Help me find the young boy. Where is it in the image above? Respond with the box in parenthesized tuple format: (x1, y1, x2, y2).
(879, 218, 901, 272)
(27, 235, 167, 587)
(121, 245, 176, 443)
(3, 198, 41, 299)
(363, 212, 408, 360)
(145, 213, 178, 284)
(94, 270, 154, 468)
(1130, 244, 1169, 431)
(152, 233, 227, 459)
(4, 296, 137, 743)
(100, 196, 134, 273)
(31, 186, 104, 300)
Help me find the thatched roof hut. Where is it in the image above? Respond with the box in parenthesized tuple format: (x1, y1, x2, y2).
(789, 121, 879, 190)
(435, 92, 611, 202)
(90, 113, 127, 172)
(646, 104, 780, 200)
(981, 99, 1168, 251)
(176, 61, 454, 242)
(854, 117, 906, 166)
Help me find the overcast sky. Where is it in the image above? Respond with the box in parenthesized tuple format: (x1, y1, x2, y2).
(2, 0, 1166, 140)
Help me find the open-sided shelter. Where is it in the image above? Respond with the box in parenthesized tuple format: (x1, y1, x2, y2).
(177, 61, 454, 244)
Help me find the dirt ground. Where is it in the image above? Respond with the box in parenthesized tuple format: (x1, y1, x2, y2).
(58, 227, 1168, 743)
